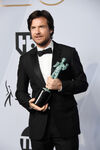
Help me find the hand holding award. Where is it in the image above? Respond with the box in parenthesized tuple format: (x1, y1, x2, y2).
(34, 58, 69, 107)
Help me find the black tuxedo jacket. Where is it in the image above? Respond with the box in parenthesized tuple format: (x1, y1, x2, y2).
(15, 41, 88, 140)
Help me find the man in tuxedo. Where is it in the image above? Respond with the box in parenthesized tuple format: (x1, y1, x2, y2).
(15, 10, 88, 150)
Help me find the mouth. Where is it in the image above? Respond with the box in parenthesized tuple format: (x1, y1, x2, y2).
(35, 36, 43, 39)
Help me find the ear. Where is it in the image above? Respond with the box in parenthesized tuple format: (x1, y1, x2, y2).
(50, 30, 53, 34)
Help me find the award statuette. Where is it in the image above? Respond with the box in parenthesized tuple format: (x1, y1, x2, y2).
(34, 58, 69, 107)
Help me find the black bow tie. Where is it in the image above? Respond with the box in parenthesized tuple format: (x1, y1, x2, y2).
(37, 48, 52, 57)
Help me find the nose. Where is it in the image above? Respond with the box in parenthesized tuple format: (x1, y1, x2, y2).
(35, 27, 40, 34)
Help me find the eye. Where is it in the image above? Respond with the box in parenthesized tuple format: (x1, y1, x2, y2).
(40, 25, 45, 28)
(31, 26, 35, 30)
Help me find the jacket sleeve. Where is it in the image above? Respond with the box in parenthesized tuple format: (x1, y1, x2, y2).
(61, 49, 88, 95)
(15, 56, 32, 111)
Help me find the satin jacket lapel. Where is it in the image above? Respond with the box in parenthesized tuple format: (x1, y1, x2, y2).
(30, 47, 45, 86)
(51, 41, 62, 75)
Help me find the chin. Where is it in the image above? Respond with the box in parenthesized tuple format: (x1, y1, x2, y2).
(35, 40, 44, 45)
(35, 38, 51, 47)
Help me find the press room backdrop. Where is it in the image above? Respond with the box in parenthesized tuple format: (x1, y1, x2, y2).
(0, 0, 100, 150)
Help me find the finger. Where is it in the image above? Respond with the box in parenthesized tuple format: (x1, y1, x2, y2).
(45, 84, 48, 89)
(30, 102, 44, 111)
(31, 102, 48, 112)
(47, 76, 51, 79)
(34, 105, 45, 111)
(44, 105, 48, 110)
(35, 104, 48, 111)
(29, 98, 35, 103)
(41, 106, 47, 112)
(49, 76, 52, 79)
(42, 107, 47, 112)
(29, 98, 36, 108)
(45, 103, 48, 108)
(47, 76, 52, 83)
(42, 104, 48, 112)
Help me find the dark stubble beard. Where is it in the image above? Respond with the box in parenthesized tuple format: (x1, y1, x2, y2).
(35, 37, 51, 48)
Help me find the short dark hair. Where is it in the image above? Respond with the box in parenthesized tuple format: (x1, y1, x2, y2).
(27, 10, 54, 38)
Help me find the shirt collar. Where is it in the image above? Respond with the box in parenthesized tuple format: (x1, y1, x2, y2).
(37, 40, 53, 52)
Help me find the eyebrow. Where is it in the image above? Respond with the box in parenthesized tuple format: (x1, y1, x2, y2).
(31, 24, 47, 28)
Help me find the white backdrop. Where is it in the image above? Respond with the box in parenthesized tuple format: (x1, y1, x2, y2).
(0, 0, 100, 150)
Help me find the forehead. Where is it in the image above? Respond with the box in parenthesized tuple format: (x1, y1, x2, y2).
(31, 17, 48, 26)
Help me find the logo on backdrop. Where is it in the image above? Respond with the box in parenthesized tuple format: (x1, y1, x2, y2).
(16, 32, 35, 55)
(4, 80, 13, 107)
(0, 0, 64, 7)
(40, 0, 64, 6)
(20, 127, 32, 150)
(0, 0, 32, 7)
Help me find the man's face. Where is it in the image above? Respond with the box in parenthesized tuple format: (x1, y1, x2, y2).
(30, 17, 53, 48)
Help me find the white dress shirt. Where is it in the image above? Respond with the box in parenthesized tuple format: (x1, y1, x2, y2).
(37, 41, 53, 83)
